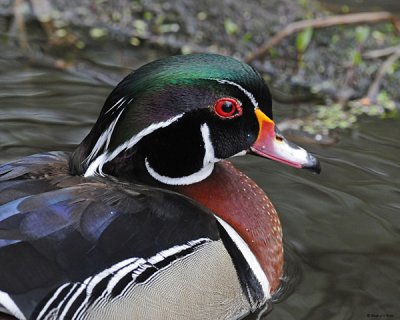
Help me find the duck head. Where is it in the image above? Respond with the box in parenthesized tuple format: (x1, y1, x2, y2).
(70, 54, 320, 184)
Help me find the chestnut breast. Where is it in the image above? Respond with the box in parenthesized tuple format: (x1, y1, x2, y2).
(174, 160, 283, 293)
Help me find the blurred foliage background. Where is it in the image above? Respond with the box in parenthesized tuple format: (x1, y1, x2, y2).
(1, 0, 400, 143)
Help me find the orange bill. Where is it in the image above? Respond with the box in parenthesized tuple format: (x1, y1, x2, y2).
(250, 108, 321, 173)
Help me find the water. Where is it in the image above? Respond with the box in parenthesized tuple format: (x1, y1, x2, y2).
(0, 45, 399, 319)
(253, 118, 400, 319)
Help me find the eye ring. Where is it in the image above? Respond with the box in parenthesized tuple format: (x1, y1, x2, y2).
(213, 98, 243, 119)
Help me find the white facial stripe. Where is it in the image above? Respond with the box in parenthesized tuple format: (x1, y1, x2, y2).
(211, 79, 259, 109)
(105, 97, 125, 114)
(85, 109, 125, 164)
(144, 123, 217, 185)
(86, 131, 108, 164)
(215, 216, 271, 303)
(105, 110, 124, 150)
(85, 154, 107, 177)
(84, 113, 184, 177)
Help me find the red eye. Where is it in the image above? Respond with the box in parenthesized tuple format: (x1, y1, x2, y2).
(213, 98, 242, 119)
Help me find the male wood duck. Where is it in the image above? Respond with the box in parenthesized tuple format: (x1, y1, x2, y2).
(0, 54, 320, 320)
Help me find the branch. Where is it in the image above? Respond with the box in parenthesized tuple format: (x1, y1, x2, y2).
(13, 0, 29, 49)
(245, 11, 400, 63)
(363, 45, 400, 59)
(367, 47, 400, 102)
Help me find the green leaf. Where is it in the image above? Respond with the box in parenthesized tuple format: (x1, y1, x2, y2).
(296, 27, 313, 53)
(143, 11, 153, 21)
(224, 19, 239, 35)
(89, 28, 107, 39)
(355, 26, 370, 43)
(351, 50, 362, 66)
(197, 12, 207, 21)
(242, 32, 252, 42)
(298, 0, 309, 8)
(129, 37, 141, 46)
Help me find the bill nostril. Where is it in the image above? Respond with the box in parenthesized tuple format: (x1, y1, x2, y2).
(275, 135, 284, 142)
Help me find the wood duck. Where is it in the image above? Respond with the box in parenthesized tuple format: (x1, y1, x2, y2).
(0, 54, 320, 320)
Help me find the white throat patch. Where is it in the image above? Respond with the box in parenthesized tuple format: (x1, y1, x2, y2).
(144, 123, 218, 185)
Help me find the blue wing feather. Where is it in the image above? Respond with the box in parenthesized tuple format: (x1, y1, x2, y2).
(0, 152, 220, 319)
(0, 152, 67, 181)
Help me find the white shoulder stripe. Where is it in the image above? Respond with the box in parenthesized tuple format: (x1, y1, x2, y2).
(108, 238, 211, 300)
(71, 258, 139, 319)
(104, 258, 147, 296)
(36, 283, 70, 320)
(58, 283, 89, 320)
(36, 238, 211, 319)
(148, 238, 210, 265)
(215, 216, 271, 301)
(0, 290, 26, 320)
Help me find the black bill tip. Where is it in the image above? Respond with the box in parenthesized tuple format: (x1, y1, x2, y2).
(302, 153, 321, 174)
